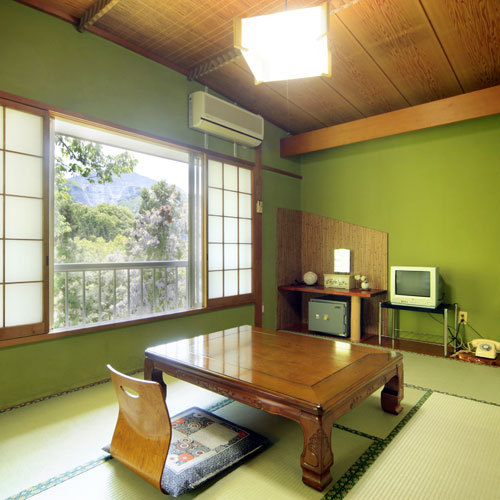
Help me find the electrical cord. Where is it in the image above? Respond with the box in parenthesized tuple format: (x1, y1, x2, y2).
(463, 320, 484, 339)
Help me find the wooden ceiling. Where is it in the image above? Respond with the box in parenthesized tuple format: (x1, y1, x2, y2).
(17, 0, 500, 135)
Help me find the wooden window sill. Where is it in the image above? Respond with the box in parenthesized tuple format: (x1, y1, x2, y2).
(0, 299, 256, 348)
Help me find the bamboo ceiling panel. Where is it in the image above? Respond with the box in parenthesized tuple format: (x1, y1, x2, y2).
(93, 0, 324, 68)
(205, 62, 327, 134)
(16, 0, 500, 136)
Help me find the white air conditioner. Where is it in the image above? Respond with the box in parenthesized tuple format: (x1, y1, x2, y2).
(189, 91, 264, 148)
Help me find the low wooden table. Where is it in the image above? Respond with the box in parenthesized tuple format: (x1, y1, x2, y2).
(144, 325, 403, 491)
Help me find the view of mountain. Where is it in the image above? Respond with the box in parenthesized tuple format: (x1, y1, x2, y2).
(65, 172, 156, 211)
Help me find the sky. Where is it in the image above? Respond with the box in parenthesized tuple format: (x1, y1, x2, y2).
(104, 145, 189, 192)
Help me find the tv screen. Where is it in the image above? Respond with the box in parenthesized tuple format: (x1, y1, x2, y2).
(395, 270, 430, 297)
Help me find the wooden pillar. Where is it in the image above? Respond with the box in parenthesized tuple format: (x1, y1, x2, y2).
(350, 296, 361, 342)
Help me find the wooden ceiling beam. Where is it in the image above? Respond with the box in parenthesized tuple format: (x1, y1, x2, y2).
(280, 85, 500, 157)
(78, 0, 122, 33)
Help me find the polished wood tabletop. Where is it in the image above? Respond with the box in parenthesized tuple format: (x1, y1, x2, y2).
(145, 325, 401, 413)
(145, 325, 404, 491)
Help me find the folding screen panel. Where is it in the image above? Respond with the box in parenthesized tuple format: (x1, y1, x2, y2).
(207, 159, 252, 300)
(0, 101, 48, 340)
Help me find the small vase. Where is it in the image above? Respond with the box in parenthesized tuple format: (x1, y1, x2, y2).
(361, 281, 370, 290)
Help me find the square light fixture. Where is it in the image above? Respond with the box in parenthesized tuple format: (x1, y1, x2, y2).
(234, 3, 331, 84)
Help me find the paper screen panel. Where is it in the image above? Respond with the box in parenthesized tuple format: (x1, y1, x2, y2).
(5, 240, 43, 283)
(208, 243, 223, 271)
(5, 152, 43, 197)
(239, 269, 252, 294)
(207, 161, 253, 301)
(224, 244, 238, 269)
(208, 160, 222, 188)
(5, 108, 43, 156)
(223, 164, 238, 190)
(5, 197, 43, 239)
(0, 154, 3, 193)
(224, 270, 238, 296)
(223, 191, 238, 217)
(0, 106, 3, 149)
(239, 244, 252, 268)
(208, 215, 222, 242)
(239, 168, 251, 193)
(239, 219, 251, 244)
(5, 282, 43, 326)
(208, 187, 222, 215)
(223, 217, 238, 243)
(239, 193, 252, 219)
(208, 271, 223, 299)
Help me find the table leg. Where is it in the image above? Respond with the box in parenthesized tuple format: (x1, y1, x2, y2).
(443, 307, 448, 357)
(381, 362, 404, 415)
(299, 412, 335, 491)
(378, 301, 382, 345)
(350, 296, 361, 342)
(144, 358, 167, 398)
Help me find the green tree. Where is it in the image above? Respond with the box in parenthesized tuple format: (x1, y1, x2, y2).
(59, 202, 134, 243)
(129, 180, 188, 262)
(55, 135, 138, 263)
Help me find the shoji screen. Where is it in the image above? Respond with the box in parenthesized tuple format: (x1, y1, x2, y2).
(0, 102, 48, 340)
(207, 159, 252, 300)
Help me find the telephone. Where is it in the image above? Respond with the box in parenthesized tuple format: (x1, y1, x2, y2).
(469, 339, 500, 359)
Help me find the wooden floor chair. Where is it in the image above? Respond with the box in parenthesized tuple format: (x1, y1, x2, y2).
(107, 365, 270, 497)
(107, 364, 171, 492)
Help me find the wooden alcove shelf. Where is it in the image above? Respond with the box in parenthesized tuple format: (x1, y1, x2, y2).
(278, 285, 387, 343)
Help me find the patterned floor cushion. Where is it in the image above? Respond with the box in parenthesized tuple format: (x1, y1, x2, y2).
(105, 406, 270, 497)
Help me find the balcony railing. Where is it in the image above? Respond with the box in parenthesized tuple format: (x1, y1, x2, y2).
(53, 260, 189, 329)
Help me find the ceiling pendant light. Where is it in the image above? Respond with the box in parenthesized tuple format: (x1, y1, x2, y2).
(234, 3, 331, 84)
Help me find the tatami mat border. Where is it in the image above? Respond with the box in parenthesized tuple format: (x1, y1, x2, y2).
(322, 390, 433, 500)
(6, 455, 112, 500)
(404, 382, 500, 407)
(0, 368, 143, 414)
(332, 423, 383, 443)
(5, 398, 235, 499)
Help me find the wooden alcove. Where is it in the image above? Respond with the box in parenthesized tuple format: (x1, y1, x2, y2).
(276, 208, 388, 338)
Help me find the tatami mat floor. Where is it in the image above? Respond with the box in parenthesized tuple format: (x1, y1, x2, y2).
(2, 348, 500, 500)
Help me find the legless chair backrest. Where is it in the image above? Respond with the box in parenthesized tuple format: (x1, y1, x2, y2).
(107, 365, 171, 492)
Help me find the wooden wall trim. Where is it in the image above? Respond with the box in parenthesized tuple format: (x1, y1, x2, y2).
(280, 85, 500, 157)
(253, 146, 263, 327)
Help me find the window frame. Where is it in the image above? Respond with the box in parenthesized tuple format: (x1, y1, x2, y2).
(0, 92, 260, 346)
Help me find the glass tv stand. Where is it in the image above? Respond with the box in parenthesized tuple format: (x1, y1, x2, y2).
(379, 302, 458, 357)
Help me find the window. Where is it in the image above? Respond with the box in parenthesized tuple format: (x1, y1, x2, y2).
(207, 158, 253, 301)
(0, 98, 255, 341)
(52, 119, 203, 330)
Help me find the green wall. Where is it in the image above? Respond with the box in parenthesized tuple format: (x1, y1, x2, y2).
(0, 1, 301, 408)
(301, 115, 500, 342)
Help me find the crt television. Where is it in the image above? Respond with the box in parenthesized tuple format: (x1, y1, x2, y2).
(389, 266, 443, 308)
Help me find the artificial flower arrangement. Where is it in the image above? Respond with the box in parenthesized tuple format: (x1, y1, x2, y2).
(355, 274, 371, 290)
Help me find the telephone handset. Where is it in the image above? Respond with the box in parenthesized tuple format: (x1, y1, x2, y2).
(469, 339, 500, 359)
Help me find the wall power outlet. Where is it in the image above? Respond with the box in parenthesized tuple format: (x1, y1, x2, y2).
(459, 311, 468, 324)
